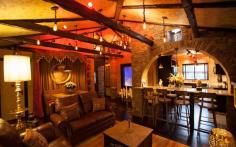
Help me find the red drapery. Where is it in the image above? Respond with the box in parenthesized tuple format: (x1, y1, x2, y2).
(33, 61, 44, 118)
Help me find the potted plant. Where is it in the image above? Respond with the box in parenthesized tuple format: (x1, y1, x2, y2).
(64, 81, 76, 93)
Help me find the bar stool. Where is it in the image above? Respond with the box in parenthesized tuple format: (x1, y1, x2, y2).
(142, 88, 156, 126)
(174, 91, 190, 133)
(155, 89, 172, 127)
(198, 92, 217, 133)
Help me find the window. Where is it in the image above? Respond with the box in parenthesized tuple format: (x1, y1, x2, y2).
(182, 63, 208, 80)
(121, 64, 132, 87)
(167, 28, 182, 42)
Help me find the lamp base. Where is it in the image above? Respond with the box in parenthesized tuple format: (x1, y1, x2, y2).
(15, 114, 25, 130)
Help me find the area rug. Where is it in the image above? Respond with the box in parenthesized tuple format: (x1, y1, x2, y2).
(76, 133, 189, 147)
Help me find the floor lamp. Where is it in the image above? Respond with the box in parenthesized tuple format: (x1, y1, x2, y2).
(4, 55, 31, 130)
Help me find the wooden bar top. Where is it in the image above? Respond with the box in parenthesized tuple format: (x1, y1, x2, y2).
(134, 86, 233, 97)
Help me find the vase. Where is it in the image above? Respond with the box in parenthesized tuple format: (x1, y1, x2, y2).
(65, 88, 75, 94)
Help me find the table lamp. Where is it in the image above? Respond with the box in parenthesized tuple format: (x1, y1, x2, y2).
(4, 55, 31, 130)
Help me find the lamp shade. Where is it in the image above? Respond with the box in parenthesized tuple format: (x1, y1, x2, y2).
(4, 55, 31, 82)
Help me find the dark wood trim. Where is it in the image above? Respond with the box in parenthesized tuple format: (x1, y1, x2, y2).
(122, 4, 182, 9)
(5, 37, 123, 57)
(0, 17, 87, 23)
(122, 1, 236, 9)
(0, 20, 130, 52)
(181, 0, 200, 38)
(41, 26, 107, 41)
(49, 0, 154, 46)
(114, 0, 125, 21)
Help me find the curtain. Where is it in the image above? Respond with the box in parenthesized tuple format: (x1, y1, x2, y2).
(33, 61, 44, 118)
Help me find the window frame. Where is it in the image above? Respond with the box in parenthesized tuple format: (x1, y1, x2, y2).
(182, 63, 209, 80)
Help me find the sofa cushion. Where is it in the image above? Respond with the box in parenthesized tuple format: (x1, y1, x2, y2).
(79, 93, 93, 114)
(23, 129, 48, 147)
(48, 136, 71, 147)
(69, 116, 96, 132)
(55, 94, 78, 112)
(69, 111, 113, 133)
(86, 111, 113, 122)
(60, 103, 81, 121)
(92, 98, 105, 112)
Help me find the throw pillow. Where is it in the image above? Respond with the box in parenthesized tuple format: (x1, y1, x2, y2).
(79, 93, 93, 113)
(60, 103, 81, 121)
(55, 94, 78, 112)
(23, 129, 48, 147)
(93, 98, 106, 112)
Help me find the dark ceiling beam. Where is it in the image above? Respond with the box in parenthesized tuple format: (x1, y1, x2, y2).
(48, 0, 153, 46)
(0, 20, 130, 52)
(181, 0, 200, 38)
(122, 4, 182, 9)
(4, 37, 123, 58)
(114, 0, 125, 21)
(1, 17, 87, 23)
(122, 1, 236, 9)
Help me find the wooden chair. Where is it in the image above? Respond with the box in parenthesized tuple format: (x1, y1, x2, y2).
(197, 92, 217, 133)
(154, 89, 172, 127)
(142, 88, 156, 126)
(174, 91, 190, 133)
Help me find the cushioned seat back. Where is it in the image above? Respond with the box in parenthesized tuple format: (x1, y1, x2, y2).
(0, 119, 23, 147)
(79, 93, 93, 114)
(55, 94, 79, 112)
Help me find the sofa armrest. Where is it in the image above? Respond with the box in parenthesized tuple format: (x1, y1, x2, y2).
(50, 113, 71, 138)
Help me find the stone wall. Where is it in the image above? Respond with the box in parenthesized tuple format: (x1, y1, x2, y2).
(126, 22, 236, 135)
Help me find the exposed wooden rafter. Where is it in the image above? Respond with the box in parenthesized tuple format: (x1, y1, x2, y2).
(181, 0, 199, 38)
(114, 0, 125, 21)
(122, 1, 236, 9)
(3, 37, 123, 58)
(0, 20, 130, 52)
(48, 0, 154, 46)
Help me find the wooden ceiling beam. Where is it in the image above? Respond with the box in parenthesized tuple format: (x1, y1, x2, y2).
(0, 20, 130, 52)
(114, 0, 125, 21)
(49, 0, 153, 46)
(4, 37, 123, 58)
(181, 0, 200, 38)
(2, 17, 87, 23)
(122, 1, 236, 9)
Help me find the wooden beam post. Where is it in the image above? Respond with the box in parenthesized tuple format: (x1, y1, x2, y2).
(0, 20, 130, 52)
(181, 0, 200, 38)
(114, 0, 125, 21)
(49, 0, 154, 46)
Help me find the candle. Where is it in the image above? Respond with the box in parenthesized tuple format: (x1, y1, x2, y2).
(125, 86, 128, 98)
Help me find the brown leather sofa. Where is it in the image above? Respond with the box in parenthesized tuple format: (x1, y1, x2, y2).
(50, 92, 115, 145)
(0, 118, 71, 147)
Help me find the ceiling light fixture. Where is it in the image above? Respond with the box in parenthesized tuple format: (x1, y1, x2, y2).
(63, 25, 67, 29)
(162, 16, 168, 43)
(36, 40, 40, 45)
(142, 0, 146, 30)
(74, 25, 78, 50)
(51, 6, 59, 32)
(88, 2, 93, 9)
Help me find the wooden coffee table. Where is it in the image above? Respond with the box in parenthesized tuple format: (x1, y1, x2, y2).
(103, 120, 153, 147)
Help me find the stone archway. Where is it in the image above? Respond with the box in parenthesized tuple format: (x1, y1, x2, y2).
(141, 45, 231, 90)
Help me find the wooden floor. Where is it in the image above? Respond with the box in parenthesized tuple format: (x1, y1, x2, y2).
(76, 133, 189, 147)
(111, 98, 227, 147)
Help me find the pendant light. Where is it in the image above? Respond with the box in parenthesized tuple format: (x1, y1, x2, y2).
(162, 16, 168, 43)
(142, 0, 146, 30)
(175, 48, 178, 68)
(51, 6, 59, 31)
(74, 25, 78, 50)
